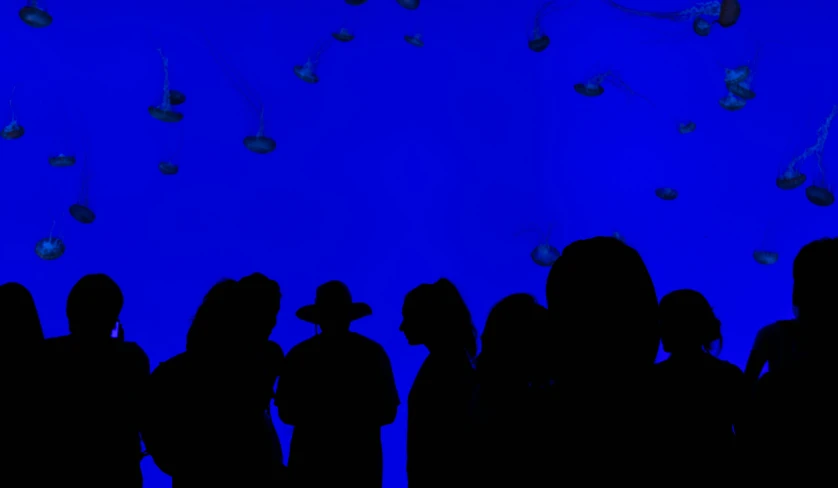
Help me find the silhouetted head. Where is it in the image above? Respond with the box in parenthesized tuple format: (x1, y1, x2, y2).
(793, 237, 838, 323)
(400, 278, 477, 358)
(546, 237, 658, 372)
(479, 293, 548, 379)
(66, 274, 124, 338)
(659, 289, 721, 355)
(0, 282, 44, 348)
(238, 273, 281, 341)
(186, 278, 239, 352)
(296, 281, 371, 333)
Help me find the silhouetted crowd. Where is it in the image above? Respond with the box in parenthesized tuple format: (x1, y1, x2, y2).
(2, 236, 836, 487)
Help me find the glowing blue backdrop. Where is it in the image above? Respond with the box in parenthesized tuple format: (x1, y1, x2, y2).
(2, 1, 836, 486)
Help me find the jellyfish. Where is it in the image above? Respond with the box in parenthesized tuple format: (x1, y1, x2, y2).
(404, 33, 424, 48)
(397, 0, 419, 10)
(49, 154, 76, 167)
(243, 106, 277, 154)
(2, 87, 24, 140)
(655, 187, 678, 200)
(604, 1, 724, 36)
(719, 92, 746, 111)
(573, 71, 651, 103)
(295, 40, 331, 84)
(34, 221, 65, 260)
(786, 105, 837, 205)
(753, 250, 778, 265)
(519, 224, 561, 267)
(169, 90, 186, 106)
(19, 1, 52, 28)
(158, 161, 179, 175)
(528, 1, 569, 52)
(717, 0, 741, 27)
(69, 156, 95, 224)
(332, 27, 355, 43)
(678, 121, 697, 134)
(148, 49, 184, 123)
(202, 29, 277, 154)
(613, 231, 626, 243)
(346, 0, 367, 4)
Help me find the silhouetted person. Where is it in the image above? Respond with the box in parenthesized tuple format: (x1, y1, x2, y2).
(545, 237, 659, 480)
(40, 274, 149, 488)
(276, 281, 398, 488)
(743, 237, 838, 482)
(743, 318, 798, 385)
(474, 294, 551, 486)
(401, 278, 478, 488)
(143, 276, 286, 488)
(0, 283, 45, 484)
(653, 289, 744, 480)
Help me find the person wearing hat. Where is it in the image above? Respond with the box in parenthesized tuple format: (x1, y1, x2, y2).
(276, 280, 399, 488)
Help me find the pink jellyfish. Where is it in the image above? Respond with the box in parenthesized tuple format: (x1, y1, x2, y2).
(35, 221, 65, 260)
(783, 105, 836, 206)
(753, 250, 778, 265)
(2, 87, 24, 140)
(69, 156, 95, 224)
(19, 1, 52, 28)
(148, 49, 184, 123)
(604, 1, 730, 37)
(397, 0, 419, 10)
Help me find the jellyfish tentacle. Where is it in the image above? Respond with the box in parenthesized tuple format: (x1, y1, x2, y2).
(9, 86, 17, 122)
(157, 49, 173, 112)
(201, 29, 262, 112)
(791, 105, 838, 171)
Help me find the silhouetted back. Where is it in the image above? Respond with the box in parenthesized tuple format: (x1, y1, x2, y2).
(143, 278, 285, 488)
(40, 274, 149, 488)
(474, 294, 551, 486)
(743, 237, 838, 482)
(276, 281, 398, 488)
(545, 237, 659, 479)
(653, 289, 744, 480)
(401, 279, 478, 488)
(0, 283, 45, 484)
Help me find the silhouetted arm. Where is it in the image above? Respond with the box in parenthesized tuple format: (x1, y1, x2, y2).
(372, 348, 399, 426)
(275, 348, 305, 426)
(744, 328, 769, 386)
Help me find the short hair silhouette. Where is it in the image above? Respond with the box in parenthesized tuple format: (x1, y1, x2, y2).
(792, 237, 837, 318)
(659, 289, 722, 354)
(546, 236, 658, 368)
(0, 282, 43, 345)
(66, 274, 124, 336)
(479, 293, 547, 372)
(238, 273, 281, 338)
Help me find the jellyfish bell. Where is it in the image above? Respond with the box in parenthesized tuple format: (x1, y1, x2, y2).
(717, 0, 741, 28)
(753, 250, 778, 265)
(243, 135, 277, 154)
(719, 94, 746, 111)
(35, 236, 65, 260)
(158, 161, 179, 175)
(528, 35, 550, 53)
(2, 121, 24, 140)
(294, 63, 319, 84)
(19, 3, 52, 28)
(692, 17, 711, 36)
(405, 34, 424, 47)
(148, 106, 184, 122)
(678, 121, 697, 134)
(49, 154, 77, 167)
(724, 66, 750, 85)
(805, 185, 835, 207)
(168, 90, 186, 106)
(332, 28, 355, 42)
(655, 187, 678, 200)
(574, 83, 605, 97)
(345, 0, 367, 4)
(776, 169, 806, 190)
(531, 243, 560, 267)
(397, 0, 419, 10)
(69, 203, 96, 224)
(727, 81, 755, 100)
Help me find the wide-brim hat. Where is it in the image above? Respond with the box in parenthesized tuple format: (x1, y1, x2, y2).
(296, 280, 371, 324)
